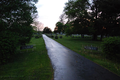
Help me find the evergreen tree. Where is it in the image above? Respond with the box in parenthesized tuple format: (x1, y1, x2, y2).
(0, 0, 38, 64)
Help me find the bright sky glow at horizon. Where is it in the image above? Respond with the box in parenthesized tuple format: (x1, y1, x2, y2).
(35, 0, 68, 31)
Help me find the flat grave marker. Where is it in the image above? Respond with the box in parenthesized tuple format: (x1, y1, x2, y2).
(84, 46, 98, 51)
(20, 45, 34, 50)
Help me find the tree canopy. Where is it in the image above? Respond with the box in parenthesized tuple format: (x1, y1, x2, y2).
(63, 0, 120, 40)
(56, 22, 64, 33)
(43, 27, 52, 33)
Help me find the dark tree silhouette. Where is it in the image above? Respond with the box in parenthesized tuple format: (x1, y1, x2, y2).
(43, 27, 52, 33)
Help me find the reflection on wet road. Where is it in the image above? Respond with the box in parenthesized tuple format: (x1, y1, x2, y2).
(42, 34, 120, 80)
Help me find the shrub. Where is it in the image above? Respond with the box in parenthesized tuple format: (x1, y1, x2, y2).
(0, 31, 19, 64)
(102, 37, 120, 60)
(10, 23, 33, 45)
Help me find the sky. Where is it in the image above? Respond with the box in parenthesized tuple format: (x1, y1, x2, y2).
(35, 0, 68, 31)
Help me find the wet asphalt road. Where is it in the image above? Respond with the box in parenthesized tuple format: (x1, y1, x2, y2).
(42, 34, 120, 80)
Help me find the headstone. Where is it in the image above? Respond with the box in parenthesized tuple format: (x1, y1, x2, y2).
(20, 45, 33, 50)
(59, 36, 62, 38)
(84, 46, 98, 50)
(55, 36, 58, 39)
(51, 35, 54, 38)
(60, 32, 62, 35)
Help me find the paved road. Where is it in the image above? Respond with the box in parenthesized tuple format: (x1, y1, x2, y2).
(42, 34, 120, 80)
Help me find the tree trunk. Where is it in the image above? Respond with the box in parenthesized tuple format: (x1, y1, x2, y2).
(92, 34, 97, 41)
(100, 34, 103, 41)
(81, 34, 84, 38)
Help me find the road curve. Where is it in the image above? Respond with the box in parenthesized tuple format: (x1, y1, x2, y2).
(42, 34, 120, 80)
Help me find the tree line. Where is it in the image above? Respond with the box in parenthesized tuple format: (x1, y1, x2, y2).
(55, 0, 120, 40)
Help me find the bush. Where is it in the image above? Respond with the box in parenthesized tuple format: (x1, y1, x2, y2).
(10, 23, 33, 45)
(0, 31, 19, 64)
(102, 37, 120, 60)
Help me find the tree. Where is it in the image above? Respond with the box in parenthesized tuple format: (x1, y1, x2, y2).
(90, 0, 120, 40)
(54, 26, 58, 33)
(64, 23, 73, 35)
(56, 22, 64, 33)
(64, 0, 90, 36)
(89, 0, 109, 40)
(32, 20, 44, 31)
(99, 0, 120, 36)
(59, 13, 67, 24)
(43, 27, 52, 33)
(0, 0, 38, 64)
(63, 0, 120, 41)
(0, 0, 38, 44)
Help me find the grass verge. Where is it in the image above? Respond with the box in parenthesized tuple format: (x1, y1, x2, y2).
(0, 37, 53, 80)
(52, 35, 120, 76)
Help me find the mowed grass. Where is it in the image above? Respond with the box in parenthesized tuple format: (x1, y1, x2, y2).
(52, 35, 120, 76)
(0, 37, 53, 80)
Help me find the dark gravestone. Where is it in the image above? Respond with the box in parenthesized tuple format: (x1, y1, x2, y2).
(51, 35, 54, 38)
(59, 36, 62, 38)
(35, 36, 39, 38)
(84, 46, 98, 50)
(20, 45, 33, 50)
(55, 36, 58, 39)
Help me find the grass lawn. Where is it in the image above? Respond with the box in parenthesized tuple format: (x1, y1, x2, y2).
(0, 37, 53, 80)
(51, 35, 120, 76)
